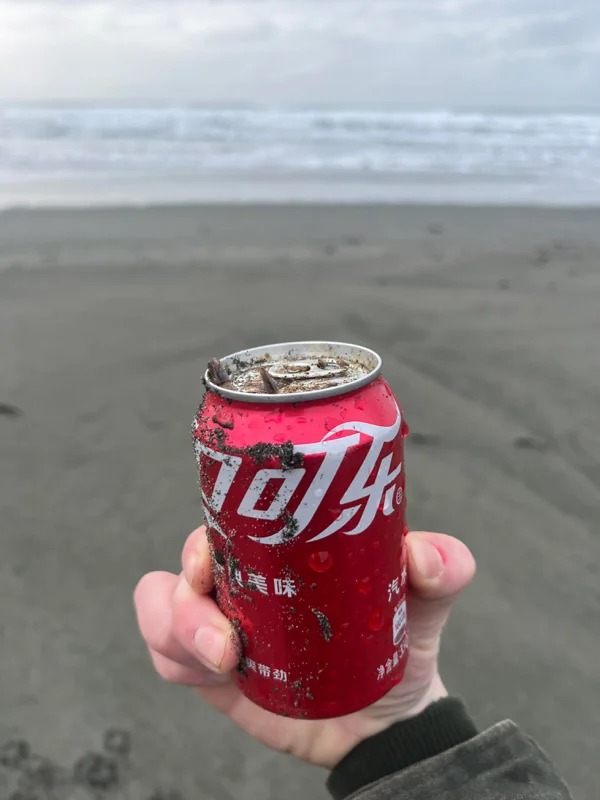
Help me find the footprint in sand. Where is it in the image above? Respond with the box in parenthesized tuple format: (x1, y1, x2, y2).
(0, 402, 22, 417)
(1, 730, 182, 800)
(409, 432, 441, 446)
(427, 223, 444, 235)
(74, 751, 120, 790)
(0, 739, 30, 769)
(103, 729, 132, 757)
(533, 246, 551, 266)
(147, 791, 184, 800)
(513, 436, 548, 452)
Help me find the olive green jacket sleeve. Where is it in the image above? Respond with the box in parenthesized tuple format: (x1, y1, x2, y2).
(327, 700, 571, 800)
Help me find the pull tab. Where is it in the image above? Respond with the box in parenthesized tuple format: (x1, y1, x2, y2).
(268, 358, 348, 381)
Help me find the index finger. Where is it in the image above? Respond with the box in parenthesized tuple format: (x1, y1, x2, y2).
(181, 525, 214, 595)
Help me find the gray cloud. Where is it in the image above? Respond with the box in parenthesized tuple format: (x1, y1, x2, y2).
(0, 0, 598, 107)
(505, 12, 600, 50)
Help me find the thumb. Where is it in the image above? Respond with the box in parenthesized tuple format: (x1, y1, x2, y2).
(406, 532, 476, 647)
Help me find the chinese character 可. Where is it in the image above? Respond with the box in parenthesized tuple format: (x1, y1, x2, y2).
(400, 565, 408, 586)
(376, 665, 385, 681)
(245, 658, 257, 672)
(258, 664, 271, 678)
(274, 577, 298, 598)
(273, 669, 288, 683)
(392, 652, 399, 668)
(388, 577, 400, 602)
(385, 658, 393, 674)
(248, 573, 269, 595)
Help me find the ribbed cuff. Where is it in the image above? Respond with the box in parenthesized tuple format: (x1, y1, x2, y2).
(327, 698, 478, 800)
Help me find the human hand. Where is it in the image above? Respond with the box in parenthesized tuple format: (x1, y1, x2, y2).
(134, 527, 475, 769)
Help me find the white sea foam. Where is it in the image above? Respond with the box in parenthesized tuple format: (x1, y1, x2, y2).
(1, 106, 600, 206)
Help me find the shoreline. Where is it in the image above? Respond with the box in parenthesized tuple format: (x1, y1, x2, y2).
(4, 199, 600, 212)
(4, 200, 600, 215)
(3, 167, 600, 211)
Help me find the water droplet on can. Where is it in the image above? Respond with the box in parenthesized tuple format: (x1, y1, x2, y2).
(264, 411, 283, 424)
(401, 418, 410, 438)
(357, 577, 372, 596)
(340, 622, 351, 631)
(368, 609, 384, 631)
(308, 551, 333, 573)
(354, 398, 366, 411)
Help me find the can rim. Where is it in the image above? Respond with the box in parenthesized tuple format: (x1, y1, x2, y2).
(204, 341, 382, 404)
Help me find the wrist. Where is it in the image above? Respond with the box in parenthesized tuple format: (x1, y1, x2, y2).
(349, 673, 449, 757)
(395, 673, 449, 721)
(321, 674, 449, 769)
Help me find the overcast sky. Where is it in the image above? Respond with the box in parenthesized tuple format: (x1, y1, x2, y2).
(0, 0, 599, 108)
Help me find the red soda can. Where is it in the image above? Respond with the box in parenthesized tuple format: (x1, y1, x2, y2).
(192, 341, 408, 719)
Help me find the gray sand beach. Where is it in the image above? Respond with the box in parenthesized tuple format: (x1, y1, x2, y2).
(1, 204, 599, 799)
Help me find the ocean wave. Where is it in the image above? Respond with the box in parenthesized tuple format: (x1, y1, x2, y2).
(1, 106, 600, 193)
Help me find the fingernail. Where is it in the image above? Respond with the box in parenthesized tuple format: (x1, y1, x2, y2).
(193, 625, 227, 672)
(411, 539, 444, 580)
